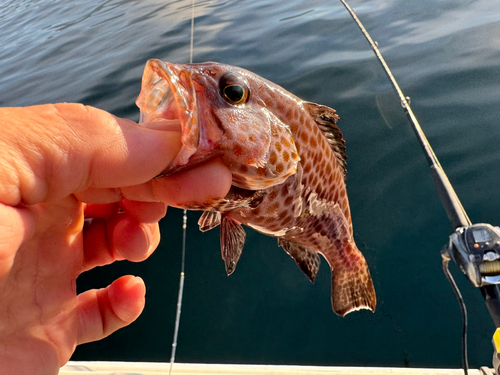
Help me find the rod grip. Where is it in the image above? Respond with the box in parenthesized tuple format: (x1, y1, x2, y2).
(430, 165, 471, 229)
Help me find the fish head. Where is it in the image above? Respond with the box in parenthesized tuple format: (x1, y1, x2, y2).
(136, 59, 300, 190)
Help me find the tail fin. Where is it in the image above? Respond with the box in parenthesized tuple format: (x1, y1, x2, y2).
(330, 250, 376, 317)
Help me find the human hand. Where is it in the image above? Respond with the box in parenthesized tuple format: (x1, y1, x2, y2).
(0, 104, 231, 375)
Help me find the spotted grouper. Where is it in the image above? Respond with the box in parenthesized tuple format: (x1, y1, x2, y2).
(136, 59, 376, 316)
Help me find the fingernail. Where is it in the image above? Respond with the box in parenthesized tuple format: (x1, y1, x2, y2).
(140, 223, 152, 251)
(126, 275, 144, 288)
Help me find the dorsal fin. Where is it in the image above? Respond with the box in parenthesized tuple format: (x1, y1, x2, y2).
(304, 102, 347, 176)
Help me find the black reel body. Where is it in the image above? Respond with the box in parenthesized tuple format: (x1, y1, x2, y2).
(448, 224, 500, 288)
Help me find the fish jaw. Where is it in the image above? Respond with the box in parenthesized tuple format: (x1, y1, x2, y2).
(136, 59, 223, 175)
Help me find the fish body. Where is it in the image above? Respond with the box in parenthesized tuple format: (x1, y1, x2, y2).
(136, 59, 376, 316)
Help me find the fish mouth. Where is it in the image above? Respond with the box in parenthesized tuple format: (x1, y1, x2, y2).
(136, 59, 201, 175)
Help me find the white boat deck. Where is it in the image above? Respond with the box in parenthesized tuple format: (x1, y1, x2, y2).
(60, 362, 494, 375)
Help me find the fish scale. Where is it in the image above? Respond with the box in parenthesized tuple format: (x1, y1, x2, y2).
(136, 59, 376, 316)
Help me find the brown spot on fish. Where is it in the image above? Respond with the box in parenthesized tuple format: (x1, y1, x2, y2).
(281, 136, 291, 149)
(253, 215, 265, 224)
(300, 131, 309, 144)
(267, 190, 278, 201)
(269, 151, 278, 165)
(283, 151, 290, 163)
(264, 217, 275, 225)
(233, 144, 244, 156)
(326, 161, 333, 175)
(278, 209, 289, 221)
(310, 135, 318, 148)
(267, 203, 279, 215)
(303, 162, 311, 174)
(311, 174, 318, 187)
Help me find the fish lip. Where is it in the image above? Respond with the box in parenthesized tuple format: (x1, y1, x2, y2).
(136, 59, 200, 176)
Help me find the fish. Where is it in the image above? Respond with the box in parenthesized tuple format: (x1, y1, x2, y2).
(136, 59, 376, 316)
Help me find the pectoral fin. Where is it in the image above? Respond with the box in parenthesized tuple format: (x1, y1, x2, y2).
(220, 215, 246, 276)
(278, 238, 321, 283)
(198, 211, 221, 232)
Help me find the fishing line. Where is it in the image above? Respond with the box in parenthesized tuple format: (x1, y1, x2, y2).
(169, 210, 186, 375)
(338, 1, 470, 374)
(169, 1, 195, 373)
(189, 0, 195, 64)
(442, 251, 469, 374)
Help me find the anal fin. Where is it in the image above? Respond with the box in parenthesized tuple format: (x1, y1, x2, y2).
(278, 238, 321, 283)
(221, 215, 246, 276)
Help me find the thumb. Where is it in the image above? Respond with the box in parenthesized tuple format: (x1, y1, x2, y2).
(0, 103, 182, 205)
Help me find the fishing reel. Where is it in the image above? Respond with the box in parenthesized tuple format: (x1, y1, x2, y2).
(445, 223, 500, 287)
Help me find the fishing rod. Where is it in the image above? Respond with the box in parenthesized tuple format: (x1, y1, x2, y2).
(339, 0, 500, 374)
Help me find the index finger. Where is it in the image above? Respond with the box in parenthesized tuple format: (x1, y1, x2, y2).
(0, 104, 183, 205)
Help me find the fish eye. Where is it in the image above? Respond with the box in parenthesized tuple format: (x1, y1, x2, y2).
(219, 73, 249, 105)
(223, 85, 246, 104)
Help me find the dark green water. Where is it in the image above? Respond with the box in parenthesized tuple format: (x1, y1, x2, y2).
(1, 0, 500, 369)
